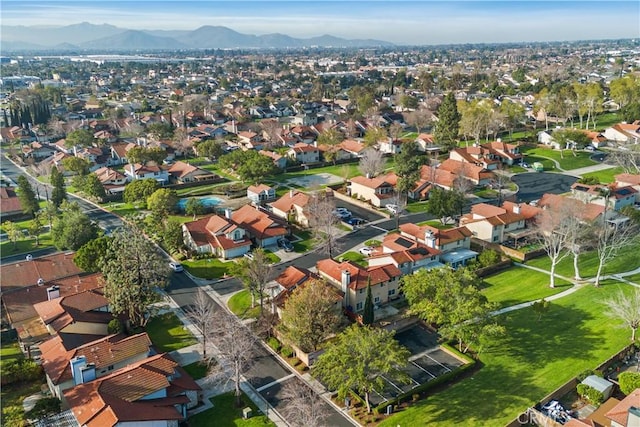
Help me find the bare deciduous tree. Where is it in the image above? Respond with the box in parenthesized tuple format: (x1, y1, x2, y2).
(186, 289, 215, 360)
(230, 248, 273, 316)
(609, 146, 640, 174)
(593, 224, 637, 287)
(604, 288, 640, 342)
(358, 148, 386, 178)
(535, 203, 574, 288)
(389, 122, 404, 142)
(307, 192, 341, 258)
(260, 119, 283, 148)
(280, 381, 331, 427)
(405, 108, 432, 134)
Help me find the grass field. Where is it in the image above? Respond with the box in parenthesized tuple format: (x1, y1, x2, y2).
(521, 154, 555, 171)
(182, 258, 235, 279)
(291, 230, 315, 253)
(480, 266, 572, 308)
(189, 392, 274, 427)
(337, 251, 367, 267)
(580, 166, 624, 183)
(183, 361, 209, 380)
(521, 147, 597, 170)
(146, 312, 197, 353)
(381, 281, 633, 427)
(0, 341, 23, 369)
(228, 289, 262, 319)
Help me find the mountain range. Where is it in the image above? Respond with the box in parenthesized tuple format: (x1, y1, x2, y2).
(1, 22, 393, 52)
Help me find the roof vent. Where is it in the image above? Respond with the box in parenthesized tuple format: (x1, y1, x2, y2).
(26, 254, 33, 261)
(37, 278, 45, 286)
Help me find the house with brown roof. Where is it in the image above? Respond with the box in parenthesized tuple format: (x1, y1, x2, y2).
(182, 211, 251, 259)
(167, 160, 220, 184)
(287, 143, 320, 164)
(570, 183, 637, 212)
(39, 332, 152, 399)
(339, 139, 366, 157)
(22, 141, 56, 160)
(270, 189, 313, 227)
(348, 173, 398, 208)
(605, 388, 640, 427)
(109, 142, 137, 165)
(247, 184, 276, 204)
(316, 259, 402, 314)
(438, 158, 495, 186)
(368, 233, 444, 274)
(604, 122, 640, 145)
(124, 163, 169, 185)
(399, 222, 477, 268)
(64, 353, 202, 427)
(460, 203, 527, 243)
(232, 204, 289, 248)
(615, 173, 640, 203)
(270, 267, 341, 315)
(93, 167, 127, 195)
(538, 193, 605, 223)
(0, 187, 23, 220)
(259, 150, 288, 169)
(415, 133, 441, 156)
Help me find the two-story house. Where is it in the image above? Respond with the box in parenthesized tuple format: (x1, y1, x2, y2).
(570, 183, 637, 212)
(398, 223, 478, 268)
(603, 121, 640, 145)
(615, 173, 640, 203)
(182, 210, 251, 259)
(438, 159, 495, 186)
(64, 353, 202, 427)
(247, 184, 276, 204)
(39, 332, 152, 399)
(232, 204, 289, 248)
(348, 173, 398, 208)
(124, 163, 169, 185)
(270, 190, 313, 227)
(259, 150, 288, 169)
(316, 259, 402, 313)
(460, 203, 526, 243)
(271, 267, 342, 317)
(368, 233, 444, 274)
(93, 167, 127, 194)
(287, 143, 320, 164)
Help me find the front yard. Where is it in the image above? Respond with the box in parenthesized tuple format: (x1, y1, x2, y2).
(521, 146, 597, 170)
(381, 281, 633, 427)
(228, 289, 262, 319)
(188, 392, 274, 427)
(145, 312, 197, 353)
(182, 258, 235, 279)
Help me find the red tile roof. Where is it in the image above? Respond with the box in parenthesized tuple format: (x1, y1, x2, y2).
(316, 259, 402, 290)
(33, 288, 111, 332)
(232, 205, 288, 241)
(615, 173, 640, 186)
(0, 252, 84, 294)
(399, 223, 472, 246)
(605, 388, 640, 426)
(270, 190, 310, 212)
(0, 187, 21, 214)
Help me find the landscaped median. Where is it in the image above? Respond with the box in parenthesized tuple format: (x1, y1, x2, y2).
(379, 282, 633, 426)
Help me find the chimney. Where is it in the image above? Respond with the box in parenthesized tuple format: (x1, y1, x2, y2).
(46, 285, 60, 301)
(80, 363, 96, 384)
(224, 208, 233, 219)
(424, 230, 436, 249)
(513, 204, 521, 214)
(37, 278, 45, 286)
(341, 270, 351, 293)
(289, 189, 294, 199)
(366, 173, 371, 179)
(70, 356, 87, 385)
(497, 137, 502, 143)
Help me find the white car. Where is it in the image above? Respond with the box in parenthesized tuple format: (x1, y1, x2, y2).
(386, 204, 400, 215)
(359, 246, 374, 257)
(169, 262, 183, 272)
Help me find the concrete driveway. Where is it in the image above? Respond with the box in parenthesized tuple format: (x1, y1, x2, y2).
(511, 172, 578, 203)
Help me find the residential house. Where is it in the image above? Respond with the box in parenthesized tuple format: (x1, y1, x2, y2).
(398, 224, 478, 268)
(449, 146, 500, 170)
(460, 203, 527, 243)
(615, 173, 640, 202)
(22, 141, 56, 160)
(415, 133, 441, 156)
(409, 164, 459, 199)
(377, 138, 402, 155)
(247, 184, 276, 204)
(231, 204, 289, 248)
(237, 131, 263, 150)
(270, 189, 315, 227)
(570, 183, 637, 212)
(271, 267, 342, 316)
(338, 139, 367, 158)
(0, 187, 22, 220)
(33, 287, 113, 338)
(63, 353, 202, 427)
(182, 211, 251, 259)
(348, 173, 398, 208)
(287, 143, 320, 164)
(486, 140, 523, 165)
(0, 126, 34, 143)
(604, 122, 640, 145)
(39, 332, 152, 399)
(167, 161, 220, 184)
(259, 150, 288, 169)
(368, 233, 444, 274)
(124, 163, 169, 185)
(109, 142, 137, 165)
(604, 388, 640, 427)
(93, 167, 127, 194)
(438, 159, 494, 186)
(316, 259, 402, 313)
(538, 193, 605, 223)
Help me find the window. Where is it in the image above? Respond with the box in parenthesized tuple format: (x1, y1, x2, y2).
(374, 296, 380, 303)
(356, 302, 363, 311)
(388, 289, 396, 296)
(493, 236, 499, 242)
(380, 282, 385, 287)
(359, 288, 364, 294)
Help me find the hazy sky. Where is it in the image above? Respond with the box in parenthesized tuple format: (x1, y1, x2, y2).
(3, 1, 639, 45)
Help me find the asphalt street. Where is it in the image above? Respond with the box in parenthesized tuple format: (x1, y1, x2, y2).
(511, 172, 578, 203)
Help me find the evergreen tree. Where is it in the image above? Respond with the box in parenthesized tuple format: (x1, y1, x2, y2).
(50, 166, 66, 208)
(16, 175, 40, 217)
(434, 92, 461, 150)
(362, 281, 374, 326)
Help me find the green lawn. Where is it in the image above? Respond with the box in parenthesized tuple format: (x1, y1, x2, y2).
(480, 266, 572, 308)
(524, 239, 640, 279)
(182, 258, 235, 279)
(183, 361, 209, 380)
(0, 341, 23, 369)
(622, 274, 640, 285)
(291, 230, 315, 253)
(381, 281, 633, 427)
(337, 251, 367, 267)
(266, 163, 360, 184)
(0, 233, 54, 259)
(102, 201, 140, 217)
(521, 147, 596, 170)
(405, 201, 429, 214)
(580, 166, 624, 184)
(146, 312, 197, 353)
(522, 154, 555, 171)
(189, 392, 274, 427)
(228, 289, 262, 319)
(263, 250, 281, 264)
(415, 219, 453, 229)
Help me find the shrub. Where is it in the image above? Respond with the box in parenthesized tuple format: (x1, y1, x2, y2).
(577, 369, 602, 382)
(281, 346, 294, 358)
(478, 249, 500, 268)
(577, 384, 604, 405)
(618, 372, 640, 396)
(2, 406, 26, 427)
(25, 397, 61, 420)
(1, 359, 42, 386)
(107, 319, 122, 334)
(267, 337, 281, 352)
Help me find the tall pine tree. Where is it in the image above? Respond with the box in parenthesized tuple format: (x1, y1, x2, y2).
(50, 166, 66, 208)
(16, 175, 40, 218)
(362, 279, 374, 326)
(434, 92, 461, 151)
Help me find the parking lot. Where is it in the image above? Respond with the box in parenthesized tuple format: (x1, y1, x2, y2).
(367, 324, 467, 407)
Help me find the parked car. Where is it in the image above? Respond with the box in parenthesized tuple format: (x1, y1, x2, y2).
(244, 252, 254, 260)
(332, 208, 351, 219)
(345, 217, 365, 226)
(169, 262, 183, 272)
(521, 162, 530, 168)
(386, 204, 400, 215)
(277, 237, 294, 252)
(359, 246, 374, 257)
